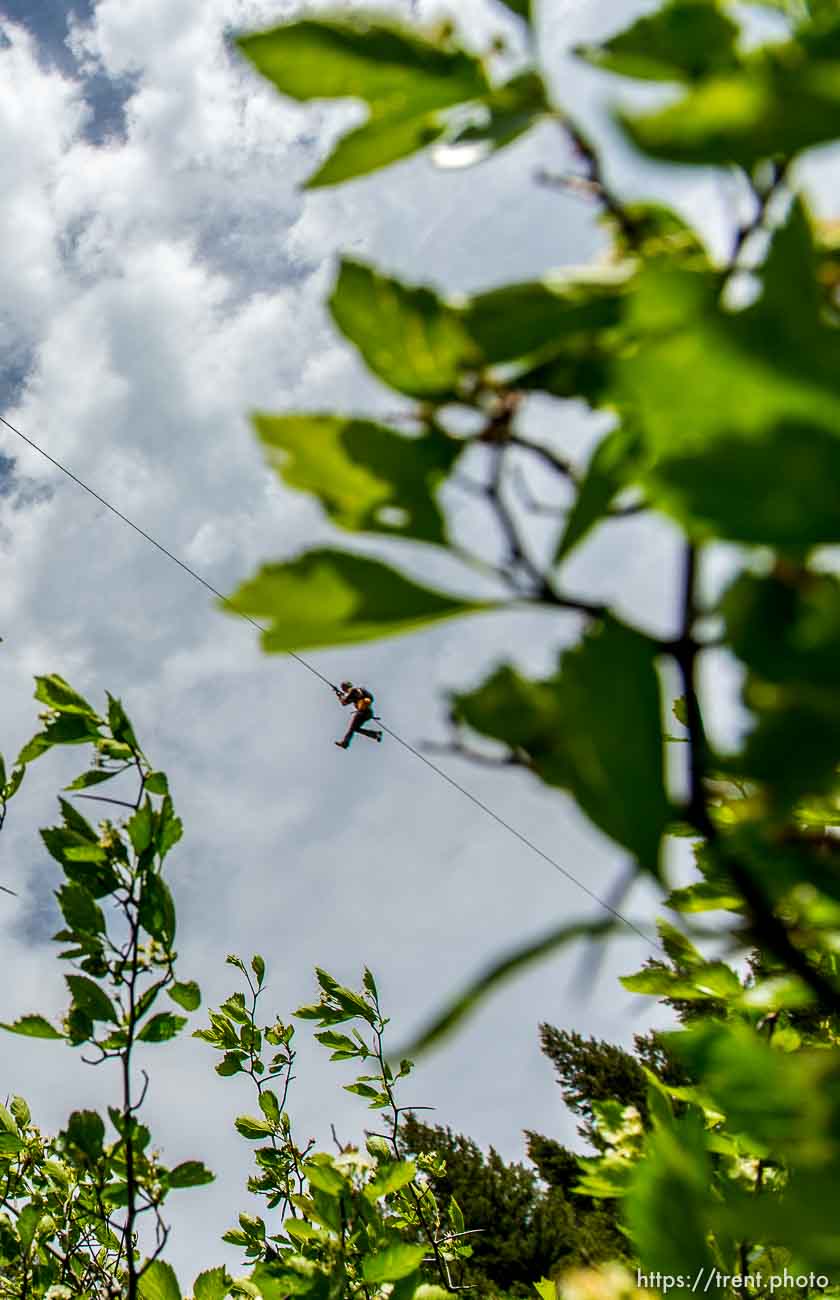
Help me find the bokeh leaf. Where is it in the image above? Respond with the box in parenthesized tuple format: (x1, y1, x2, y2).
(453, 617, 670, 872)
(329, 259, 479, 399)
(253, 413, 460, 543)
(223, 548, 494, 652)
(576, 0, 740, 83)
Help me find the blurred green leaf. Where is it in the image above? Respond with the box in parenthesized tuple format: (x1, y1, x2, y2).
(237, 17, 488, 115)
(307, 111, 446, 188)
(237, 17, 489, 186)
(576, 0, 740, 83)
(619, 45, 840, 166)
(620, 201, 840, 545)
(454, 617, 670, 871)
(223, 548, 494, 652)
(401, 916, 616, 1056)
(432, 70, 548, 167)
(459, 274, 623, 367)
(330, 259, 479, 399)
(495, 0, 532, 22)
(554, 425, 641, 564)
(625, 1111, 721, 1295)
(722, 570, 840, 686)
(253, 413, 460, 544)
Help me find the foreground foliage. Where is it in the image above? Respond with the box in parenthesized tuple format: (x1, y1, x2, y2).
(4, 0, 840, 1295)
(223, 0, 840, 1294)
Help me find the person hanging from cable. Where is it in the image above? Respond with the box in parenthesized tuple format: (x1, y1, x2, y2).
(333, 680, 383, 749)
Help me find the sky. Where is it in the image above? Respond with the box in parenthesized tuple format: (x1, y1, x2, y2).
(0, 0, 787, 1283)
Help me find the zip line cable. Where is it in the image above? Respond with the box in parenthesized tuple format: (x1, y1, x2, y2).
(0, 410, 656, 950)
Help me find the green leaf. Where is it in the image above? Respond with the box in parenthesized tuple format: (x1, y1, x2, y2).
(363, 1243, 427, 1284)
(168, 980, 201, 1012)
(235, 1115, 275, 1140)
(64, 768, 121, 790)
(329, 259, 479, 400)
(168, 1160, 214, 1188)
(534, 1282, 558, 1300)
(258, 1090, 280, 1125)
(193, 1269, 231, 1300)
(0, 1013, 63, 1040)
(432, 70, 548, 168)
(454, 617, 669, 872)
(364, 1159, 417, 1200)
(138, 1259, 182, 1300)
(619, 201, 840, 546)
(459, 274, 623, 367)
(9, 1096, 29, 1128)
(223, 548, 494, 653)
(401, 916, 615, 1056)
(17, 711, 102, 765)
(303, 1156, 347, 1195)
(575, 1, 740, 83)
(127, 802, 154, 854)
(307, 110, 446, 188)
(56, 882, 105, 935)
(107, 693, 140, 749)
(495, 0, 532, 22)
(65, 1109, 105, 1160)
(138, 1012, 187, 1043)
(238, 14, 490, 188)
(66, 975, 117, 1023)
(0, 1132, 24, 1156)
(251, 955, 265, 985)
(721, 571, 840, 687)
(139, 876, 176, 945)
(651, 420, 840, 547)
(625, 1111, 720, 1294)
(237, 17, 488, 115)
(669, 1020, 840, 1160)
(554, 425, 641, 564)
(254, 413, 460, 544)
(34, 674, 100, 718)
(619, 52, 840, 166)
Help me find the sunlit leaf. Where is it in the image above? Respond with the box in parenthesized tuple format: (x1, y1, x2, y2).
(253, 413, 460, 544)
(363, 1243, 427, 1283)
(223, 548, 494, 652)
(138, 1259, 182, 1300)
(576, 0, 740, 83)
(453, 617, 670, 872)
(329, 259, 479, 399)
